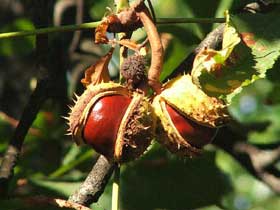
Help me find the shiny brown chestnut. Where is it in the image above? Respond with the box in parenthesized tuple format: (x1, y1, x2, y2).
(67, 82, 155, 163)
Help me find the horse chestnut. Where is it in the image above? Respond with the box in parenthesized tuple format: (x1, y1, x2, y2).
(152, 74, 228, 157)
(67, 82, 155, 162)
(166, 104, 216, 148)
(83, 95, 131, 159)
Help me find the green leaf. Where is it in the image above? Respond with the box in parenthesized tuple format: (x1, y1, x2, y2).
(120, 144, 231, 210)
(191, 18, 249, 99)
(232, 9, 280, 77)
(191, 9, 280, 102)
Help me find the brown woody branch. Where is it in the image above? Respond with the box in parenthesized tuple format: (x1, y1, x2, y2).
(69, 155, 116, 206)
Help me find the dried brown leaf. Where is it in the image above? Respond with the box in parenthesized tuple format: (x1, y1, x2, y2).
(95, 20, 109, 44)
(118, 39, 139, 51)
(81, 48, 114, 87)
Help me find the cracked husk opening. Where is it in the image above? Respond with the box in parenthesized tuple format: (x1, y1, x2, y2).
(115, 91, 155, 162)
(153, 95, 201, 157)
(160, 74, 229, 128)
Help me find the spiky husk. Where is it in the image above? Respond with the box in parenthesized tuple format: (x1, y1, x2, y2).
(115, 91, 155, 162)
(152, 96, 201, 157)
(67, 82, 155, 162)
(159, 74, 229, 128)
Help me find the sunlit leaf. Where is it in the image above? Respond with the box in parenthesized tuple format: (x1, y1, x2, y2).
(232, 9, 280, 77)
(191, 17, 249, 100)
(191, 9, 280, 103)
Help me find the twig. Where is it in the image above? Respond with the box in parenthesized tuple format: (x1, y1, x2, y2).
(0, 18, 226, 40)
(112, 2, 128, 208)
(0, 90, 44, 193)
(69, 155, 116, 206)
(0, 21, 101, 40)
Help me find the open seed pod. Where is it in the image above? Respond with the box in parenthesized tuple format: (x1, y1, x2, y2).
(67, 82, 155, 163)
(152, 74, 229, 157)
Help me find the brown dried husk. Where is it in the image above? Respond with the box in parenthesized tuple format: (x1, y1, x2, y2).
(67, 82, 155, 162)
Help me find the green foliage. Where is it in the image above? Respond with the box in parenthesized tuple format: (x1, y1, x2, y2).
(229, 78, 280, 144)
(232, 8, 280, 76)
(120, 145, 230, 210)
(216, 150, 277, 210)
(190, 8, 280, 103)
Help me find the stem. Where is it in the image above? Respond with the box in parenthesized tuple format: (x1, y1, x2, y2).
(156, 17, 225, 24)
(112, 166, 120, 210)
(137, 6, 164, 94)
(68, 155, 116, 206)
(0, 18, 225, 40)
(0, 21, 101, 39)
